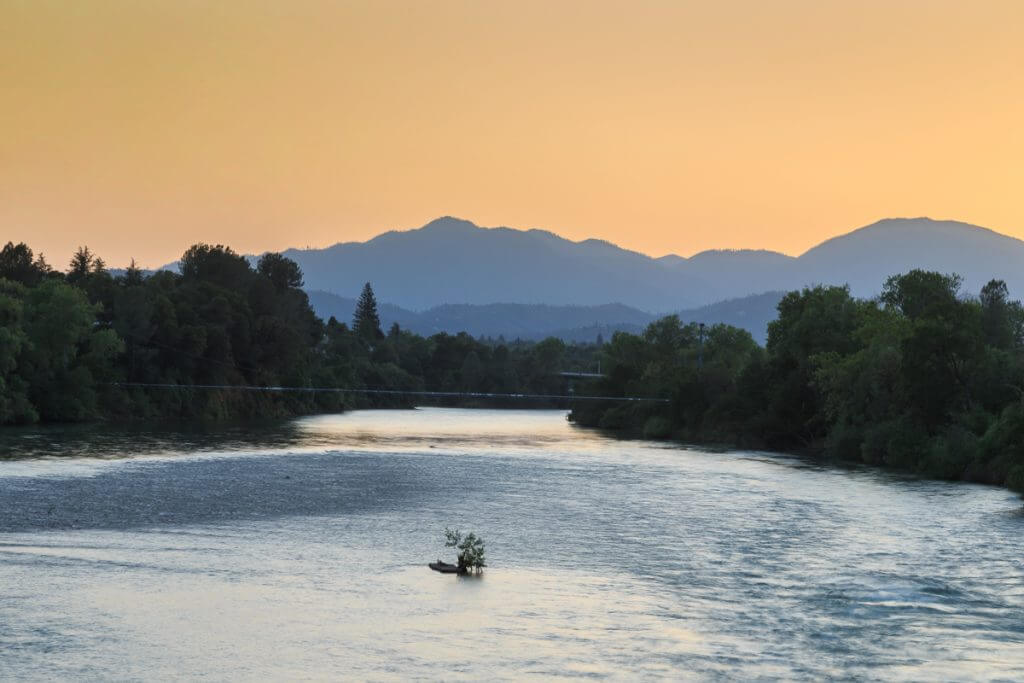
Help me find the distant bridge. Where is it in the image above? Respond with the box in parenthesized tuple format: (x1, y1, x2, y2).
(113, 382, 668, 403)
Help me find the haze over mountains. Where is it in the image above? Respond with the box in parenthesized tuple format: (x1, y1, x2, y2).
(283, 217, 706, 311)
(160, 215, 1024, 343)
(306, 291, 785, 344)
(285, 216, 1024, 311)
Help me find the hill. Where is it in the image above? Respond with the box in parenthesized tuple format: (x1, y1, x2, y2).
(796, 218, 1024, 298)
(284, 217, 708, 311)
(306, 291, 657, 340)
(675, 291, 786, 345)
(278, 216, 1024, 313)
(307, 289, 784, 344)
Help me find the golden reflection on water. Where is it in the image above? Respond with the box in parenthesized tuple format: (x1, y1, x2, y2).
(76, 561, 708, 679)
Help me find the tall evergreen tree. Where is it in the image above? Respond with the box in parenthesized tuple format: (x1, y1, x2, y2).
(123, 259, 144, 286)
(67, 246, 95, 283)
(353, 282, 383, 342)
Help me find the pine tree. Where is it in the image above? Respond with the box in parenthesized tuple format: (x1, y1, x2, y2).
(67, 246, 94, 283)
(124, 258, 144, 286)
(353, 281, 382, 342)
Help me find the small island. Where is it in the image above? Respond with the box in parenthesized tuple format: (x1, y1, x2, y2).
(429, 528, 486, 575)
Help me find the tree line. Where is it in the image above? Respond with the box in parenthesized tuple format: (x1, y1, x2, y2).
(571, 271, 1024, 490)
(0, 241, 597, 424)
(5, 239, 1024, 491)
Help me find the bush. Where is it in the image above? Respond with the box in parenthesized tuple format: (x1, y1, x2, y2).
(923, 425, 979, 480)
(642, 416, 672, 439)
(861, 418, 927, 469)
(823, 421, 864, 461)
(444, 528, 486, 573)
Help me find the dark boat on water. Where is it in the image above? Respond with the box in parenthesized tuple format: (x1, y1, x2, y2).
(429, 561, 463, 574)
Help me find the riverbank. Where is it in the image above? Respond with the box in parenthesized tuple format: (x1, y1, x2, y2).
(569, 404, 1024, 495)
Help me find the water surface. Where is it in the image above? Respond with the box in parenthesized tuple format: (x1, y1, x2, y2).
(1, 408, 1022, 679)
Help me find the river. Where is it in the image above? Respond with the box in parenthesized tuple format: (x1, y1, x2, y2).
(1, 408, 1022, 680)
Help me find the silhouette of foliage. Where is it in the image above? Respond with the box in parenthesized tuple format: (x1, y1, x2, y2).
(5, 240, 1024, 493)
(353, 282, 383, 342)
(0, 242, 51, 286)
(572, 272, 1024, 492)
(0, 242, 599, 423)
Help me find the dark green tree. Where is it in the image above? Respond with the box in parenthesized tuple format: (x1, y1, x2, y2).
(881, 270, 981, 429)
(444, 527, 486, 573)
(123, 258, 144, 286)
(979, 279, 1023, 350)
(761, 285, 864, 447)
(179, 243, 252, 289)
(257, 252, 304, 290)
(0, 242, 50, 286)
(353, 282, 383, 342)
(67, 246, 96, 284)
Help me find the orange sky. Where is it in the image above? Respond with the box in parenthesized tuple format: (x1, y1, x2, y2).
(2, 0, 1022, 268)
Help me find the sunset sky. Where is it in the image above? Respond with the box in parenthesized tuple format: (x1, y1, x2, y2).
(3, 0, 1022, 268)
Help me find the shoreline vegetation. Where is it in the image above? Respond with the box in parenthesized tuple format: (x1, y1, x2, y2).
(3, 241, 1024, 492)
(0, 242, 598, 425)
(570, 271, 1024, 493)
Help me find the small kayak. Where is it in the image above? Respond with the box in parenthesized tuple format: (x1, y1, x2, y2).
(429, 561, 462, 574)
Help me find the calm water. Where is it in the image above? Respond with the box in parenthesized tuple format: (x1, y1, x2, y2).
(1, 408, 1023, 680)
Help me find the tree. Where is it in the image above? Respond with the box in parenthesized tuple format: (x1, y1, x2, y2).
(0, 242, 50, 286)
(257, 252, 304, 290)
(882, 270, 982, 428)
(123, 259, 144, 286)
(67, 246, 96, 284)
(459, 350, 484, 390)
(0, 280, 34, 423)
(761, 285, 864, 447)
(179, 243, 252, 290)
(20, 279, 122, 421)
(353, 282, 383, 342)
(444, 527, 486, 573)
(979, 279, 1024, 350)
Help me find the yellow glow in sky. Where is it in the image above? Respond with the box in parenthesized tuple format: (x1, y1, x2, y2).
(2, 0, 1022, 267)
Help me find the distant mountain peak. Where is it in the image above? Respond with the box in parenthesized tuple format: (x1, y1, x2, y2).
(688, 248, 795, 262)
(801, 216, 1017, 256)
(417, 216, 480, 233)
(818, 216, 1003, 241)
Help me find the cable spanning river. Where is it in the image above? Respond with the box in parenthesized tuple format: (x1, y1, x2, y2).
(1, 408, 1023, 680)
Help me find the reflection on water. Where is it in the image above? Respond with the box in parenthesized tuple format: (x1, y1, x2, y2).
(1, 408, 1023, 679)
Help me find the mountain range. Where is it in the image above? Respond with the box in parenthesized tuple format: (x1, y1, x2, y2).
(164, 215, 1024, 343)
(306, 290, 788, 345)
(281, 216, 1024, 312)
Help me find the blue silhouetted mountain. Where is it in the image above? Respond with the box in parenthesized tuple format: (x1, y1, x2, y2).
(306, 289, 784, 344)
(281, 216, 1024, 313)
(795, 217, 1024, 298)
(165, 215, 1024, 343)
(664, 249, 798, 301)
(282, 216, 711, 311)
(306, 291, 658, 340)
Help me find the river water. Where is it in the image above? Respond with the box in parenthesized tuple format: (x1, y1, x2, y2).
(1, 408, 1022, 680)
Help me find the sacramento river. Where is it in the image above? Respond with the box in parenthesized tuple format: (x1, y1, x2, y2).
(1, 408, 1023, 679)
